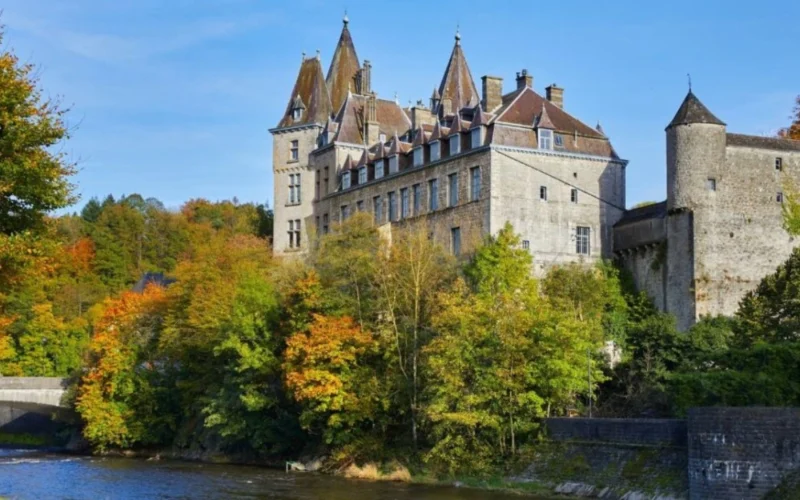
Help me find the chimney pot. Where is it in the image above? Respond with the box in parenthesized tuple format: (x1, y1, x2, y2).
(516, 69, 533, 89)
(546, 84, 564, 109)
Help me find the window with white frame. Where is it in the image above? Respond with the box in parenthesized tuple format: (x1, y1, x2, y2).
(359, 167, 367, 184)
(288, 219, 301, 249)
(375, 161, 384, 179)
(388, 155, 398, 174)
(342, 171, 351, 190)
(570, 188, 578, 203)
(288, 173, 301, 204)
(413, 184, 421, 215)
(373, 196, 382, 223)
(388, 191, 397, 221)
(401, 187, 410, 219)
(471, 128, 481, 148)
(448, 173, 459, 207)
(429, 178, 439, 211)
(540, 185, 548, 201)
(379, 133, 386, 144)
(450, 134, 460, 155)
(538, 129, 554, 150)
(290, 140, 299, 161)
(288, 220, 295, 248)
(413, 147, 423, 167)
(576, 226, 590, 255)
(292, 108, 301, 121)
(430, 141, 440, 162)
(470, 167, 481, 201)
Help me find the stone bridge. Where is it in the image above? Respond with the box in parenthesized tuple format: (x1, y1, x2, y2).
(0, 377, 68, 412)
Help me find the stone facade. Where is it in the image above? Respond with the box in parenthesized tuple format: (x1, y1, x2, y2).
(270, 17, 626, 269)
(615, 92, 800, 330)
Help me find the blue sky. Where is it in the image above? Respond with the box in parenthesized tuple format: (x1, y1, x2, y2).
(4, 0, 799, 212)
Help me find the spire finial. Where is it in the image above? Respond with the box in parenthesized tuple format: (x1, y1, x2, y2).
(343, 9, 349, 25)
(687, 73, 692, 92)
(316, 49, 321, 60)
(301, 51, 306, 61)
(455, 24, 461, 44)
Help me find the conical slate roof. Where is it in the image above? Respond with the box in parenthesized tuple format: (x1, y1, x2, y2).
(535, 103, 556, 129)
(326, 17, 361, 114)
(277, 57, 332, 128)
(667, 91, 725, 129)
(437, 33, 479, 116)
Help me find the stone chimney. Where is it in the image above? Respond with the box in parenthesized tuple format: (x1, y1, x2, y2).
(357, 60, 372, 95)
(546, 84, 564, 109)
(515, 69, 533, 90)
(411, 105, 436, 129)
(365, 92, 380, 145)
(481, 75, 503, 112)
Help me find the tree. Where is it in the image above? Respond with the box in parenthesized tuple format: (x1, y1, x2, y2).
(0, 30, 76, 235)
(778, 95, 800, 140)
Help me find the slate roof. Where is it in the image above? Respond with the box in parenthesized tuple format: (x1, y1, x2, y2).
(494, 87, 604, 138)
(534, 103, 556, 129)
(332, 93, 412, 144)
(326, 18, 361, 114)
(277, 57, 332, 129)
(727, 133, 800, 152)
(614, 201, 667, 227)
(667, 91, 725, 129)
(437, 35, 480, 116)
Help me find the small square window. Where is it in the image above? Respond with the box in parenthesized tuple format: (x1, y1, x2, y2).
(290, 140, 299, 161)
(522, 240, 530, 250)
(777, 192, 784, 203)
(540, 186, 548, 201)
(776, 158, 783, 171)
(706, 178, 716, 191)
(570, 188, 578, 203)
(554, 134, 564, 148)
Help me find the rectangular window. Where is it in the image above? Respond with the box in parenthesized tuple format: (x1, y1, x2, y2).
(401, 188, 410, 218)
(413, 147, 423, 166)
(776, 158, 783, 171)
(373, 196, 382, 224)
(449, 173, 459, 207)
(413, 184, 422, 215)
(290, 140, 299, 161)
(288, 173, 301, 204)
(315, 170, 320, 200)
(470, 167, 481, 201)
(288, 220, 295, 248)
(706, 178, 717, 191)
(294, 219, 301, 248)
(554, 134, 564, 148)
(429, 179, 439, 211)
(576, 226, 590, 255)
(324, 167, 329, 195)
(388, 156, 398, 174)
(388, 191, 397, 221)
(450, 135, 460, 155)
(538, 129, 553, 150)
(522, 240, 530, 250)
(540, 185, 548, 201)
(356, 200, 364, 212)
(471, 128, 481, 148)
(570, 188, 578, 203)
(340, 205, 349, 221)
(375, 162, 385, 179)
(322, 214, 329, 234)
(451, 227, 461, 256)
(430, 141, 440, 162)
(342, 171, 351, 190)
(777, 192, 784, 203)
(359, 167, 367, 184)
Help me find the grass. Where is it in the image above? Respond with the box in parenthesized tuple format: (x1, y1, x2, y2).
(342, 462, 411, 482)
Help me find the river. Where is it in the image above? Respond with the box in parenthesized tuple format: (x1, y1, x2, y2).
(0, 449, 543, 499)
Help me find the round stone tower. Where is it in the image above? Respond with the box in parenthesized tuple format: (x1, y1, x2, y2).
(666, 91, 726, 211)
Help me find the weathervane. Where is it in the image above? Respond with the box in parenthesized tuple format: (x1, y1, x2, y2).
(687, 73, 692, 92)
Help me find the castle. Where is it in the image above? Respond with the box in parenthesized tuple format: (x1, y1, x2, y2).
(270, 17, 800, 330)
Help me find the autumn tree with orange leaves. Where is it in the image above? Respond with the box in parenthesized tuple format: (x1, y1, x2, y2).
(778, 96, 800, 140)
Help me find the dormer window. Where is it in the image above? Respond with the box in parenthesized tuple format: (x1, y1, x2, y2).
(413, 147, 423, 167)
(293, 108, 302, 121)
(379, 133, 386, 144)
(359, 167, 367, 184)
(430, 141, 440, 162)
(539, 129, 554, 150)
(450, 134, 461, 155)
(388, 155, 398, 174)
(375, 162, 384, 179)
(471, 128, 481, 148)
(342, 171, 351, 190)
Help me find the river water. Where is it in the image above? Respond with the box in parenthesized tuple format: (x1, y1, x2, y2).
(0, 449, 542, 499)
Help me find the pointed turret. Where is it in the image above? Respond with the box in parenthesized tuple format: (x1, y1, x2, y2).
(276, 56, 332, 128)
(327, 15, 361, 114)
(436, 30, 480, 117)
(667, 91, 725, 129)
(412, 125, 428, 147)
